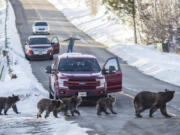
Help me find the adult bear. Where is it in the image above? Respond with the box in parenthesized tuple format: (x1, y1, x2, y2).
(134, 89, 175, 118)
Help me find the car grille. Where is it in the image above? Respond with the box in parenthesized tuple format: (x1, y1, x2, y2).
(32, 48, 49, 55)
(69, 78, 96, 82)
(65, 78, 99, 90)
(68, 86, 96, 90)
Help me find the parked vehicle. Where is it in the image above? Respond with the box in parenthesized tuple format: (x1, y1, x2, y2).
(25, 36, 59, 60)
(32, 21, 50, 35)
(46, 53, 122, 101)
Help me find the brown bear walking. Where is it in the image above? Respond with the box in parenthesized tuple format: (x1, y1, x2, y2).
(134, 89, 175, 118)
(0, 95, 20, 115)
(96, 95, 117, 115)
(60, 95, 82, 117)
(37, 98, 65, 118)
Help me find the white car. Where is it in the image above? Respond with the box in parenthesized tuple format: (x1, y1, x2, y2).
(32, 21, 50, 35)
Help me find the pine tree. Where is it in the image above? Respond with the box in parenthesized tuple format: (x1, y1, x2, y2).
(103, 0, 137, 43)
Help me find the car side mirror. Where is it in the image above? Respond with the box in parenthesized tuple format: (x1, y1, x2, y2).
(109, 66, 116, 74)
(25, 41, 28, 45)
(45, 66, 51, 74)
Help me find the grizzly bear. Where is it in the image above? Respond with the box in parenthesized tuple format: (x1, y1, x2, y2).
(37, 98, 65, 118)
(0, 95, 20, 115)
(96, 95, 117, 115)
(60, 95, 82, 117)
(134, 89, 175, 118)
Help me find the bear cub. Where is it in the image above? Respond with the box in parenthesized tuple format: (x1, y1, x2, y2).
(96, 95, 117, 115)
(0, 94, 20, 115)
(134, 89, 175, 118)
(60, 95, 82, 117)
(37, 98, 65, 118)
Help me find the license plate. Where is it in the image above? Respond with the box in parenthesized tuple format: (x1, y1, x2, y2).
(34, 51, 43, 55)
(34, 51, 39, 55)
(39, 51, 43, 55)
(78, 92, 87, 97)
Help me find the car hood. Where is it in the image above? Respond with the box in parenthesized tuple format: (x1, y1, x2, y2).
(34, 26, 48, 29)
(58, 72, 103, 79)
(29, 44, 51, 48)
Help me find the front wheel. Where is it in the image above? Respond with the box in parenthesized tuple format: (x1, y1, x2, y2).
(49, 86, 53, 99)
(49, 90, 53, 99)
(25, 54, 31, 61)
(50, 55, 53, 60)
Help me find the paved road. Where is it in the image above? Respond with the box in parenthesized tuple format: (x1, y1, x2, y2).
(9, 0, 180, 135)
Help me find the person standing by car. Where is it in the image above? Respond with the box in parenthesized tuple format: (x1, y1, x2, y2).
(63, 34, 80, 53)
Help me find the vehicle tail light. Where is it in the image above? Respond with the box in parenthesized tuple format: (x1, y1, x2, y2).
(58, 78, 68, 88)
(26, 49, 33, 55)
(96, 78, 106, 88)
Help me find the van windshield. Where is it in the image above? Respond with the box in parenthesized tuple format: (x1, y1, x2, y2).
(59, 58, 101, 72)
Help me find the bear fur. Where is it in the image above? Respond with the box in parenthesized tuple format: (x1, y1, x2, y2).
(0, 95, 20, 115)
(37, 98, 65, 118)
(134, 89, 175, 118)
(96, 95, 117, 115)
(59, 95, 82, 117)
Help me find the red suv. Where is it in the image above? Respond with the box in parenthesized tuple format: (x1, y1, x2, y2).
(46, 53, 122, 100)
(25, 36, 60, 60)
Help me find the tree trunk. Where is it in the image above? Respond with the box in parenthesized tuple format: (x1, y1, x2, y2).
(132, 0, 137, 44)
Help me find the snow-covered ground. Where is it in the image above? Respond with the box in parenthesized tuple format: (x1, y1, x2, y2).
(0, 1, 89, 135)
(48, 0, 180, 87)
(48, 0, 134, 47)
(0, 0, 7, 81)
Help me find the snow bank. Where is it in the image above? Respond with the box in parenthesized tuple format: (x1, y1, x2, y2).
(108, 45, 180, 86)
(0, 1, 89, 134)
(48, 0, 134, 47)
(48, 0, 180, 87)
(0, 0, 7, 81)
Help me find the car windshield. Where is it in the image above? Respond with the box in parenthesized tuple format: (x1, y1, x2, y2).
(29, 38, 50, 45)
(35, 22, 48, 26)
(59, 58, 101, 72)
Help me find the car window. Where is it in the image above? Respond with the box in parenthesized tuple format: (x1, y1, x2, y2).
(59, 58, 101, 72)
(35, 22, 48, 26)
(51, 37, 59, 44)
(104, 58, 120, 73)
(29, 38, 50, 45)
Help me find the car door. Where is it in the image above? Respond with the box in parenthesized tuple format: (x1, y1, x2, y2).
(102, 57, 122, 93)
(51, 36, 60, 54)
(50, 58, 59, 93)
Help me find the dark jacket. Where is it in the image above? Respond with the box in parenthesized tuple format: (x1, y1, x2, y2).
(64, 37, 80, 47)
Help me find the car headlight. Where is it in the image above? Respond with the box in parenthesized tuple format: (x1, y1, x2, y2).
(58, 78, 68, 88)
(97, 78, 105, 88)
(32, 27, 36, 32)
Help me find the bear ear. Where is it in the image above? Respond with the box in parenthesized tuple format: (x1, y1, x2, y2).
(165, 89, 169, 92)
(12, 94, 15, 97)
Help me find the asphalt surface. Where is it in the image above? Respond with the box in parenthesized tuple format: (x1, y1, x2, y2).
(9, 0, 180, 135)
